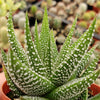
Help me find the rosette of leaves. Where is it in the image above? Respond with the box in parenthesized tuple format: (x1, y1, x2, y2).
(1, 8, 100, 100)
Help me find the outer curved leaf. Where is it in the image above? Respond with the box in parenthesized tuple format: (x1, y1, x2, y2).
(3, 66, 21, 96)
(1, 49, 22, 96)
(68, 46, 97, 81)
(7, 49, 55, 96)
(69, 47, 98, 100)
(76, 46, 97, 77)
(82, 55, 99, 77)
(7, 11, 29, 67)
(1, 49, 7, 66)
(47, 69, 100, 100)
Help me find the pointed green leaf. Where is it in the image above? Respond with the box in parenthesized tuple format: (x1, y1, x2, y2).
(76, 46, 97, 78)
(50, 30, 58, 73)
(51, 18, 96, 86)
(25, 12, 46, 77)
(82, 55, 99, 77)
(1, 49, 7, 66)
(6, 49, 25, 94)
(44, 30, 59, 78)
(7, 49, 55, 96)
(43, 30, 58, 78)
(44, 35, 51, 77)
(68, 46, 97, 81)
(3, 66, 21, 96)
(47, 69, 100, 100)
(53, 16, 77, 70)
(39, 7, 51, 77)
(68, 47, 97, 99)
(7, 11, 29, 67)
(34, 20, 40, 53)
(39, 7, 50, 62)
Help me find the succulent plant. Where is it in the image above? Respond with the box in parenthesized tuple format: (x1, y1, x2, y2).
(14, 29, 23, 39)
(70, 2, 77, 10)
(90, 39, 95, 46)
(95, 78, 100, 85)
(67, 16, 74, 23)
(1, 43, 10, 50)
(49, 7, 57, 14)
(63, 0, 70, 4)
(31, 26, 35, 36)
(57, 2, 65, 10)
(0, 0, 21, 16)
(13, 14, 20, 26)
(96, 1, 100, 8)
(97, 13, 100, 19)
(0, 26, 10, 49)
(31, 25, 41, 37)
(74, 30, 82, 38)
(18, 17, 26, 29)
(1, 8, 100, 100)
(56, 34, 66, 44)
(78, 3, 87, 13)
(13, 12, 25, 27)
(83, 12, 91, 21)
(0, 17, 7, 27)
(71, 37, 77, 45)
(30, 5, 37, 15)
(87, 0, 95, 6)
(64, 24, 72, 36)
(19, 34, 25, 44)
(48, 16, 53, 27)
(78, 21, 87, 28)
(18, 11, 25, 18)
(41, 1, 47, 9)
(36, 10, 43, 21)
(0, 16, 9, 49)
(95, 41, 100, 49)
(89, 11, 96, 18)
(47, 0, 52, 7)
(58, 10, 66, 18)
(53, 17, 62, 29)
(0, 27, 8, 44)
(75, 9, 82, 17)
(75, 0, 82, 4)
(25, 0, 36, 3)
(19, 0, 26, 10)
(95, 20, 100, 33)
(65, 5, 71, 15)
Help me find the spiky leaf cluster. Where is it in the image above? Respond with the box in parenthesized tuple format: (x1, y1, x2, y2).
(1, 8, 100, 100)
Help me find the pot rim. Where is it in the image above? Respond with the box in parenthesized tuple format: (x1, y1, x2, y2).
(89, 83, 100, 96)
(1, 81, 11, 100)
